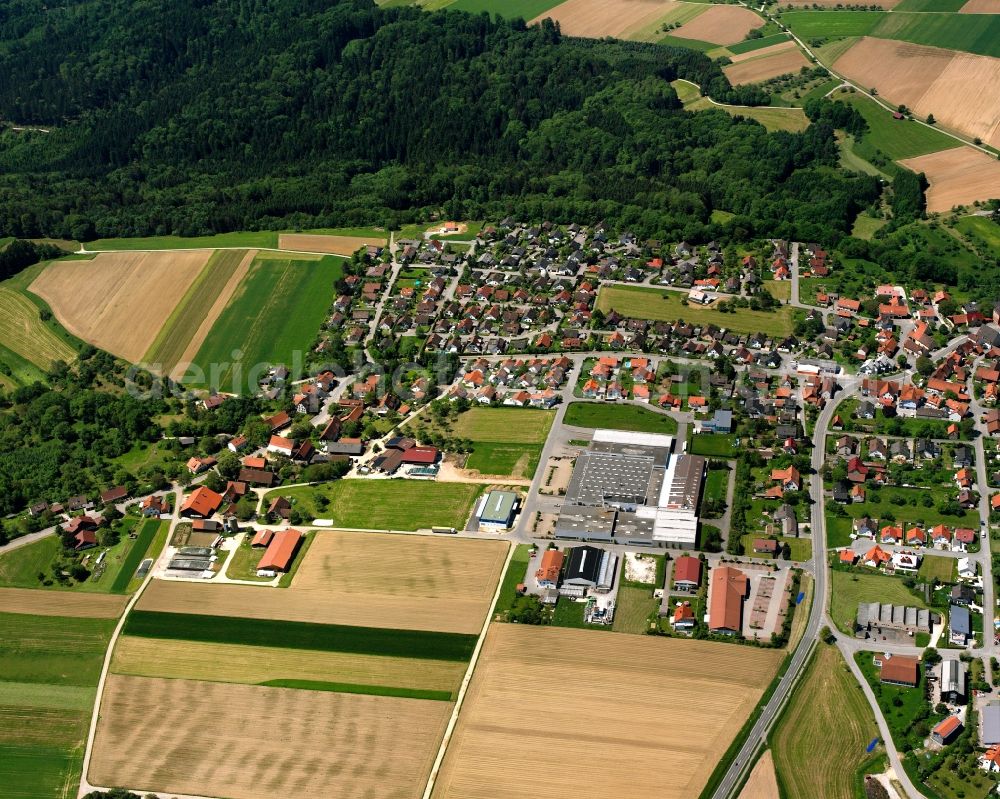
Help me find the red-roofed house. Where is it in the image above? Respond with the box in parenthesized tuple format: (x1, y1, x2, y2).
(257, 529, 302, 573)
(709, 566, 748, 635)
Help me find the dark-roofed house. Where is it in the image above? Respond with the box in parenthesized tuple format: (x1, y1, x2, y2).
(950, 605, 971, 646)
(100, 486, 129, 505)
(257, 529, 302, 573)
(238, 468, 276, 487)
(563, 545, 616, 590)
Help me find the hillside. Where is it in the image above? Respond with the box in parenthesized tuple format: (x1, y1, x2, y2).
(0, 0, 877, 244)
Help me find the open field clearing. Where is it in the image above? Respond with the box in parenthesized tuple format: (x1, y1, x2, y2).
(771, 643, 878, 799)
(433, 626, 782, 799)
(91, 674, 451, 799)
(833, 90, 960, 160)
(0, 611, 115, 685)
(563, 402, 678, 433)
(531, 0, 698, 40)
(961, 0, 1000, 10)
(830, 570, 927, 633)
(0, 287, 76, 371)
(189, 253, 343, 389)
(278, 232, 387, 255)
(597, 284, 793, 335)
(671, 4, 763, 45)
(450, 0, 564, 16)
(0, 587, 128, 618)
(727, 38, 798, 64)
(111, 635, 466, 693)
(30, 250, 210, 363)
(142, 248, 256, 375)
(833, 38, 1000, 149)
(267, 479, 483, 530)
(739, 750, 779, 799)
(85, 231, 279, 250)
(900, 147, 1000, 211)
(450, 407, 553, 443)
(727, 33, 792, 55)
(724, 46, 811, 85)
(672, 80, 809, 133)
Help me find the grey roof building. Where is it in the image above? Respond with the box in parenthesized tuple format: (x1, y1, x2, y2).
(950, 605, 971, 645)
(855, 602, 935, 637)
(941, 659, 966, 703)
(983, 702, 1000, 746)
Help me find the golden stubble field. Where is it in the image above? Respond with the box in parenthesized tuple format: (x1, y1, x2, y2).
(671, 4, 763, 45)
(900, 146, 1000, 211)
(532, 0, 690, 40)
(111, 635, 466, 692)
(91, 675, 451, 799)
(138, 532, 508, 634)
(834, 38, 1000, 149)
(29, 250, 211, 363)
(0, 587, 128, 618)
(432, 626, 783, 799)
(739, 750, 780, 799)
(723, 45, 811, 85)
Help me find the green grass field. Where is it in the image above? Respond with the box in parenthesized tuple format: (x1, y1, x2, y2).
(266, 479, 483, 530)
(833, 91, 960, 161)
(447, 0, 562, 18)
(0, 286, 76, 380)
(611, 586, 657, 634)
(493, 544, 531, 616)
(224, 539, 275, 582)
(852, 213, 888, 240)
(704, 468, 729, 504)
(563, 402, 678, 434)
(190, 253, 344, 390)
(124, 610, 478, 661)
(772, 642, 879, 799)
(894, 0, 967, 9)
(0, 612, 115, 686)
(727, 33, 791, 55)
(672, 79, 810, 134)
(449, 407, 554, 443)
(826, 515, 854, 548)
(143, 249, 249, 371)
(108, 519, 165, 593)
(957, 215, 1000, 257)
(830, 570, 927, 633)
(785, 10, 1000, 58)
(917, 554, 957, 584)
(259, 678, 453, 701)
(841, 484, 978, 527)
(86, 231, 279, 250)
(464, 442, 543, 479)
(596, 284, 794, 336)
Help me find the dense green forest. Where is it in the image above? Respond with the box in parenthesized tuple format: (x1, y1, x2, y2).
(0, 0, 877, 243)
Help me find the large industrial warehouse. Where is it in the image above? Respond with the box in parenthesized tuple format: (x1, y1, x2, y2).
(555, 429, 705, 549)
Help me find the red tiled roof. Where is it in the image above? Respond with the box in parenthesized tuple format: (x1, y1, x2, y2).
(257, 529, 302, 572)
(673, 556, 702, 586)
(709, 566, 747, 633)
(880, 655, 918, 686)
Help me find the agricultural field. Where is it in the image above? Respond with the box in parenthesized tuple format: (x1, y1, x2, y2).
(139, 531, 507, 634)
(0, 286, 76, 381)
(739, 750, 780, 799)
(450, 0, 564, 16)
(278, 231, 387, 255)
(563, 401, 678, 433)
(188, 252, 344, 390)
(830, 570, 927, 633)
(29, 250, 211, 363)
(960, 0, 1000, 10)
(110, 636, 466, 696)
(143, 248, 256, 376)
(596, 284, 794, 335)
(723, 43, 811, 85)
(771, 642, 879, 799)
(84, 231, 279, 250)
(670, 3, 763, 46)
(672, 79, 809, 133)
(90, 674, 451, 799)
(433, 626, 783, 799)
(727, 33, 791, 55)
(530, 0, 704, 41)
(832, 38, 1000, 149)
(265, 478, 484, 530)
(900, 147, 1000, 211)
(0, 586, 128, 618)
(0, 609, 116, 799)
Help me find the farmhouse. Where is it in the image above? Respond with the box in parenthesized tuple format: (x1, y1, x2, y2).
(476, 491, 520, 532)
(709, 565, 748, 636)
(878, 654, 919, 687)
(256, 528, 302, 574)
(179, 487, 223, 519)
(267, 435, 295, 457)
(100, 486, 129, 504)
(534, 549, 564, 589)
(673, 555, 702, 591)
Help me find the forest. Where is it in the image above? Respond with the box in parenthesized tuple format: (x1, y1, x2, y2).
(0, 0, 879, 244)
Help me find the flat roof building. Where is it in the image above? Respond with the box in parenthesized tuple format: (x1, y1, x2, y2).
(983, 702, 1000, 746)
(477, 491, 520, 531)
(563, 545, 616, 591)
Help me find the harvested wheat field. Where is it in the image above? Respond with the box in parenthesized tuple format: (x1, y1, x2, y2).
(139, 534, 507, 634)
(728, 39, 798, 64)
(834, 38, 1000, 148)
(739, 750, 780, 799)
(0, 587, 127, 618)
(278, 232, 386, 255)
(724, 46, 811, 85)
(30, 250, 210, 363)
(531, 0, 691, 40)
(91, 675, 450, 799)
(433, 626, 782, 799)
(111, 636, 466, 692)
(671, 4, 763, 46)
(960, 0, 1000, 11)
(900, 146, 1000, 211)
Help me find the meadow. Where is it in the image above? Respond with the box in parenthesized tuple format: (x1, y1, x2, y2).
(771, 642, 879, 799)
(124, 610, 478, 660)
(86, 231, 279, 250)
(672, 79, 809, 134)
(268, 478, 483, 529)
(830, 570, 927, 633)
(833, 90, 960, 161)
(958, 215, 1000, 256)
(596, 284, 794, 336)
(190, 253, 344, 390)
(449, 0, 563, 17)
(690, 433, 737, 457)
(840, 483, 978, 527)
(108, 519, 166, 593)
(563, 401, 679, 434)
(727, 33, 791, 55)
(917, 553, 957, 583)
(0, 287, 76, 378)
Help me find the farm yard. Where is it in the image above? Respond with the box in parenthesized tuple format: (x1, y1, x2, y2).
(138, 531, 507, 634)
(29, 250, 212, 363)
(563, 401, 678, 434)
(832, 38, 1000, 149)
(265, 478, 484, 530)
(596, 284, 794, 336)
(433, 626, 783, 799)
(672, 79, 809, 133)
(723, 45, 811, 85)
(771, 642, 880, 799)
(899, 147, 1000, 211)
(90, 675, 451, 799)
(189, 252, 344, 390)
(0, 609, 116, 799)
(143, 248, 257, 376)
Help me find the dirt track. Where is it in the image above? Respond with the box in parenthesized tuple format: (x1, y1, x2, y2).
(899, 146, 1000, 211)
